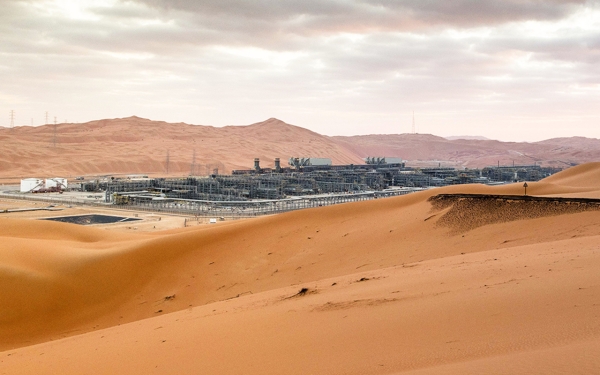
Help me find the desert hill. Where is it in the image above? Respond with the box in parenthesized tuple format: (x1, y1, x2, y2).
(445, 135, 491, 141)
(0, 117, 363, 179)
(333, 133, 600, 168)
(536, 136, 600, 151)
(1, 116, 599, 179)
(1, 163, 600, 373)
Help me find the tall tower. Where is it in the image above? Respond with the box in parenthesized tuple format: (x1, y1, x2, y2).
(9, 110, 15, 129)
(45, 111, 49, 125)
(411, 111, 415, 134)
(166, 150, 170, 175)
(190, 149, 196, 175)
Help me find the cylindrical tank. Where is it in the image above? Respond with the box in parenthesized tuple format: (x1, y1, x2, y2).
(20, 178, 44, 192)
(274, 158, 281, 172)
(307, 158, 331, 166)
(45, 178, 68, 189)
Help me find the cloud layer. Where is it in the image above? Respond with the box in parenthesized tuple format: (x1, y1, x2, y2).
(1, 0, 599, 141)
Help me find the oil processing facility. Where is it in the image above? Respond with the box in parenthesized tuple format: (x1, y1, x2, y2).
(71, 157, 562, 216)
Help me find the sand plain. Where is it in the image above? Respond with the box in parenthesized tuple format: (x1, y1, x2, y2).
(1, 163, 600, 374)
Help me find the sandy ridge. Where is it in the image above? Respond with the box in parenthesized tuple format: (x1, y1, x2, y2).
(1, 163, 600, 374)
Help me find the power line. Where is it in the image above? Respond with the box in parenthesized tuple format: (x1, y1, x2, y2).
(190, 149, 196, 175)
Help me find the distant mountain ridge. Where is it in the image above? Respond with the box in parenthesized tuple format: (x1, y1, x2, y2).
(0, 117, 598, 178)
(445, 135, 492, 141)
(332, 133, 600, 168)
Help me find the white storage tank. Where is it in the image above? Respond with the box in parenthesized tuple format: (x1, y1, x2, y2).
(307, 158, 332, 166)
(45, 178, 68, 190)
(384, 157, 404, 164)
(20, 178, 44, 193)
(289, 157, 332, 167)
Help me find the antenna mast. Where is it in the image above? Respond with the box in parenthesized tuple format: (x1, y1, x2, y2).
(411, 111, 415, 134)
(190, 149, 196, 175)
(9, 110, 15, 129)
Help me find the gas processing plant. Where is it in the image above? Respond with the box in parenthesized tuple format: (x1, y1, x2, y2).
(70, 157, 561, 217)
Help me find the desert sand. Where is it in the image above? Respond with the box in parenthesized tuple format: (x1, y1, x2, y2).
(332, 133, 600, 169)
(1, 117, 599, 180)
(1, 163, 600, 374)
(0, 117, 363, 179)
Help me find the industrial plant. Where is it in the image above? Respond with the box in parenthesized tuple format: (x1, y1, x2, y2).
(7, 157, 561, 217)
(81, 158, 560, 215)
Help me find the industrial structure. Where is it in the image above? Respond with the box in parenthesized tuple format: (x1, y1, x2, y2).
(8, 158, 562, 218)
(20, 177, 67, 193)
(75, 158, 560, 215)
(20, 178, 44, 193)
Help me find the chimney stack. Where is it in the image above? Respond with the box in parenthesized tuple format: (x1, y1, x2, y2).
(274, 158, 281, 172)
(254, 158, 261, 172)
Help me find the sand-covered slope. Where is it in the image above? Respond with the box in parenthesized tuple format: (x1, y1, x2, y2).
(1, 164, 600, 374)
(333, 133, 600, 168)
(0, 117, 363, 178)
(1, 116, 599, 179)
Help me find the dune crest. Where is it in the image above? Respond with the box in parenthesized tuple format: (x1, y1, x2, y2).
(541, 161, 600, 187)
(1, 163, 600, 374)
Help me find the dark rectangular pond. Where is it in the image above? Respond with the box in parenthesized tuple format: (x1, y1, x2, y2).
(41, 214, 142, 225)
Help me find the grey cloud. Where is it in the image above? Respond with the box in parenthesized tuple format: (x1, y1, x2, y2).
(1, 0, 599, 141)
(72, 0, 590, 57)
(124, 0, 589, 32)
(5, 0, 593, 60)
(372, 0, 586, 25)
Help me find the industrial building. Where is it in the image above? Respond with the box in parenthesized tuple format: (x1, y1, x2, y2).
(20, 178, 67, 193)
(7, 159, 562, 218)
(80, 158, 561, 205)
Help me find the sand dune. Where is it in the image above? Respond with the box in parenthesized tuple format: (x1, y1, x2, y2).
(1, 116, 599, 179)
(1, 164, 600, 373)
(0, 117, 363, 179)
(541, 161, 600, 186)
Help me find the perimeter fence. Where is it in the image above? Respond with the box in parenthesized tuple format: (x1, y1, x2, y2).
(0, 188, 422, 219)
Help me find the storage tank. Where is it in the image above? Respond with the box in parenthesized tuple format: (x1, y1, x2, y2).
(20, 178, 44, 193)
(307, 158, 331, 166)
(274, 158, 282, 172)
(289, 157, 332, 167)
(45, 178, 68, 190)
(384, 157, 404, 164)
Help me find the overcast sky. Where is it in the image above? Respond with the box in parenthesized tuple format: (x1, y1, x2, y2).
(1, 0, 599, 141)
